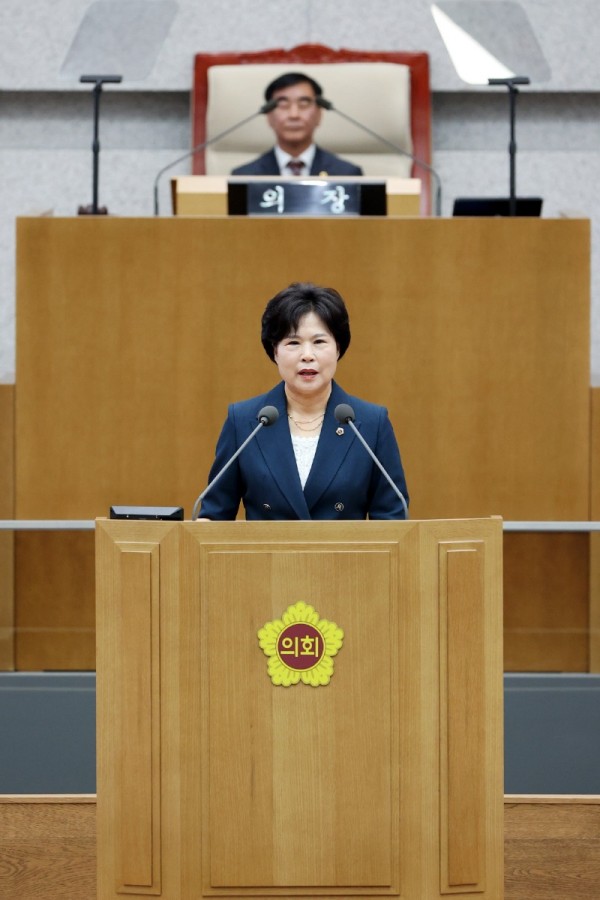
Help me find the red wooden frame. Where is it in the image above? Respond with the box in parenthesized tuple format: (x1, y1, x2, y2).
(192, 44, 432, 214)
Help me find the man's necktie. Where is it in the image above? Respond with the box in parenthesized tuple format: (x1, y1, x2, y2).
(287, 159, 305, 176)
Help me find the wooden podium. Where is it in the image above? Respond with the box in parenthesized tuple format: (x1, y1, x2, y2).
(96, 517, 503, 900)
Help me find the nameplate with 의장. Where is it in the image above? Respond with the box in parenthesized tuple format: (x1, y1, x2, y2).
(227, 179, 387, 217)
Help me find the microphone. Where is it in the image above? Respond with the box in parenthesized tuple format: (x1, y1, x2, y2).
(316, 97, 442, 217)
(488, 76, 530, 87)
(191, 405, 279, 520)
(334, 404, 409, 519)
(153, 99, 278, 216)
(79, 75, 123, 84)
(487, 76, 530, 217)
(78, 75, 123, 216)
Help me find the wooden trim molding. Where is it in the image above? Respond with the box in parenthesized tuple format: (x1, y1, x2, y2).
(439, 542, 487, 892)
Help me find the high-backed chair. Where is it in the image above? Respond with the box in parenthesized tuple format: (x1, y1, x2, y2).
(192, 44, 432, 214)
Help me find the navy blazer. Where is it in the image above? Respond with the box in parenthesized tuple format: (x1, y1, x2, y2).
(199, 381, 408, 521)
(231, 146, 363, 177)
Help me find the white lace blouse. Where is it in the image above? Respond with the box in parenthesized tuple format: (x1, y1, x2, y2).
(290, 433, 319, 489)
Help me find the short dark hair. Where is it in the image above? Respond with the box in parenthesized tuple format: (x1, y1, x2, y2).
(264, 72, 323, 102)
(261, 282, 351, 361)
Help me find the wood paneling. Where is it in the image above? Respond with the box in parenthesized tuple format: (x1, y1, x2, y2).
(96, 517, 503, 899)
(96, 523, 180, 900)
(16, 217, 590, 522)
(592, 388, 600, 518)
(205, 544, 395, 888)
(590, 388, 600, 671)
(1, 795, 599, 900)
(504, 533, 590, 672)
(15, 531, 95, 671)
(0, 385, 15, 670)
(15, 218, 591, 671)
(439, 542, 486, 891)
(115, 544, 161, 893)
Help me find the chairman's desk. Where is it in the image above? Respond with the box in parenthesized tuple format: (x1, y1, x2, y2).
(13, 215, 591, 671)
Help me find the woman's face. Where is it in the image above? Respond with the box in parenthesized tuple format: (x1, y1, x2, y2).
(274, 311, 339, 398)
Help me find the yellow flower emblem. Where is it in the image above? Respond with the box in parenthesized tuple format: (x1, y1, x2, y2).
(258, 601, 344, 687)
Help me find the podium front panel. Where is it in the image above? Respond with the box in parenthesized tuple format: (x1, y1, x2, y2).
(201, 540, 396, 888)
(96, 518, 503, 900)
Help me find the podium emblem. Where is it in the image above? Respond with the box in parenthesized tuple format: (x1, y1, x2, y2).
(258, 601, 344, 687)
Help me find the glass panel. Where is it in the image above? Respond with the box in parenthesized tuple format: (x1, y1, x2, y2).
(0, 521, 95, 673)
(432, 0, 551, 84)
(2, 519, 599, 674)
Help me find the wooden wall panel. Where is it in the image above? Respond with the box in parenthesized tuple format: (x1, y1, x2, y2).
(0, 385, 15, 671)
(590, 387, 600, 671)
(16, 217, 590, 523)
(14, 218, 591, 671)
(504, 533, 590, 672)
(11, 531, 595, 672)
(14, 532, 95, 671)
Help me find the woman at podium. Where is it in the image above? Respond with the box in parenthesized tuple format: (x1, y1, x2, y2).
(198, 282, 408, 520)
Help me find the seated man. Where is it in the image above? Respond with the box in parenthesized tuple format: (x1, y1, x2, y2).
(231, 72, 363, 177)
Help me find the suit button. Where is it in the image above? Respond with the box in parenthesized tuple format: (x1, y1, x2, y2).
(334, 502, 344, 512)
(262, 503, 272, 511)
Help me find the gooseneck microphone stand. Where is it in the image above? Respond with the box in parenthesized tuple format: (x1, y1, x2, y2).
(152, 100, 277, 215)
(487, 76, 530, 217)
(317, 97, 442, 217)
(78, 74, 122, 215)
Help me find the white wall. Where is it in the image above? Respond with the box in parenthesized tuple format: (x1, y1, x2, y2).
(1, 0, 598, 382)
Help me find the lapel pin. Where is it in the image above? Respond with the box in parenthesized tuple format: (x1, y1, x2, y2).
(336, 427, 344, 436)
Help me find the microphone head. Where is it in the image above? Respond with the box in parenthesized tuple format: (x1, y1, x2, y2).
(316, 97, 334, 110)
(488, 75, 530, 86)
(260, 99, 278, 114)
(257, 405, 279, 426)
(80, 74, 123, 84)
(334, 403, 355, 424)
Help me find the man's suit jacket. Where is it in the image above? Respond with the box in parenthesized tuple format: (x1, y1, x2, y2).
(199, 381, 408, 521)
(231, 146, 363, 177)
